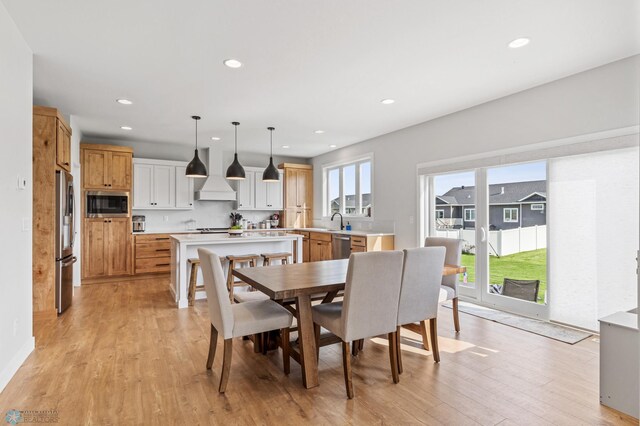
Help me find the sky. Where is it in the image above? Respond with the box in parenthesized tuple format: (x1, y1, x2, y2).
(434, 161, 546, 195)
(329, 161, 372, 201)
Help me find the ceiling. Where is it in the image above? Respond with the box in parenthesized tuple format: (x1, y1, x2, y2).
(3, 0, 639, 158)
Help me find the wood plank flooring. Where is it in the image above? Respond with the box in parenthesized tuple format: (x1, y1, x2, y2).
(0, 277, 636, 425)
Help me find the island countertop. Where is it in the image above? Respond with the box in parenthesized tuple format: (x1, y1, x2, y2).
(170, 231, 299, 244)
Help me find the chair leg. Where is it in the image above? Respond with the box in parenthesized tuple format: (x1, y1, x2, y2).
(313, 323, 321, 359)
(188, 263, 198, 306)
(453, 297, 461, 332)
(359, 339, 364, 351)
(341, 341, 354, 399)
(281, 328, 290, 375)
(429, 318, 441, 363)
(419, 320, 430, 351)
(226, 261, 235, 302)
(253, 334, 262, 353)
(219, 339, 233, 393)
(396, 326, 403, 375)
(388, 332, 400, 384)
(206, 324, 218, 370)
(351, 340, 359, 356)
(262, 332, 269, 355)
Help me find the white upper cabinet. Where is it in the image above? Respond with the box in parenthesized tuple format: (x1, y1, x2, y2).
(236, 170, 255, 210)
(133, 159, 193, 210)
(175, 166, 194, 209)
(236, 168, 283, 211)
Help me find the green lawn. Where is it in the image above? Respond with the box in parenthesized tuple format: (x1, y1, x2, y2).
(460, 249, 547, 304)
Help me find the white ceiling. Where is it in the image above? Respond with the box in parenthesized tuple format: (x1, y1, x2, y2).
(3, 0, 639, 158)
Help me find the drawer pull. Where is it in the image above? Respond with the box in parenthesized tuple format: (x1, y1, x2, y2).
(155, 249, 170, 252)
(155, 237, 170, 241)
(156, 263, 170, 267)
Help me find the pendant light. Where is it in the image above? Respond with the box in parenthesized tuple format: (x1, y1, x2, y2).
(262, 127, 280, 182)
(226, 121, 245, 180)
(185, 115, 207, 178)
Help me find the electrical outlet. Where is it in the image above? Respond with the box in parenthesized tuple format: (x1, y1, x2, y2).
(17, 175, 27, 190)
(22, 217, 31, 232)
(409, 215, 415, 224)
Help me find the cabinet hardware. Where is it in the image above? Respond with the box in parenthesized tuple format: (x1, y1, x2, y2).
(156, 263, 170, 267)
(155, 237, 170, 241)
(155, 249, 170, 252)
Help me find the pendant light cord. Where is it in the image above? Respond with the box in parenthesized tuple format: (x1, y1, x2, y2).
(195, 118, 198, 150)
(270, 128, 273, 157)
(234, 123, 238, 153)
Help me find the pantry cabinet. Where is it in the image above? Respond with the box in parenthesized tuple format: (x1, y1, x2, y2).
(82, 146, 132, 190)
(279, 163, 313, 228)
(82, 218, 132, 279)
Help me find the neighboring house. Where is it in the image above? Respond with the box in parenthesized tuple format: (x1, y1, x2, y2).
(436, 180, 546, 230)
(331, 193, 372, 215)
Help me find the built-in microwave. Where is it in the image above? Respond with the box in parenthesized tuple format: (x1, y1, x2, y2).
(86, 191, 129, 217)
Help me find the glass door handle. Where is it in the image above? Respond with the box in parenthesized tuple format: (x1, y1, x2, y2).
(480, 227, 487, 243)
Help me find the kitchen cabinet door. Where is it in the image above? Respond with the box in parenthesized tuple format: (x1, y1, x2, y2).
(175, 166, 194, 209)
(109, 152, 132, 190)
(265, 172, 283, 209)
(133, 163, 154, 208)
(236, 171, 255, 210)
(83, 149, 108, 189)
(152, 165, 175, 208)
(83, 219, 107, 278)
(302, 238, 310, 263)
(284, 168, 298, 208)
(310, 240, 332, 262)
(296, 169, 310, 208)
(107, 218, 132, 276)
(56, 121, 71, 172)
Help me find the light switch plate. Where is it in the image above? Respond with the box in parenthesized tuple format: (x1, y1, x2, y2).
(22, 217, 31, 232)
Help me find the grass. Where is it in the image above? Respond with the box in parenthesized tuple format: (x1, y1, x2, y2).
(460, 248, 547, 304)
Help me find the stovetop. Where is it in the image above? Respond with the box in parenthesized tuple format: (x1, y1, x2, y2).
(197, 228, 229, 234)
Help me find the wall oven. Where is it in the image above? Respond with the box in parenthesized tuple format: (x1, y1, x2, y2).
(86, 191, 129, 217)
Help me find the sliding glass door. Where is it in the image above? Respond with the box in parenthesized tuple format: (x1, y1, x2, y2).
(425, 161, 549, 319)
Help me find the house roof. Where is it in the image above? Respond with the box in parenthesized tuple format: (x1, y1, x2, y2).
(331, 193, 372, 208)
(437, 180, 546, 205)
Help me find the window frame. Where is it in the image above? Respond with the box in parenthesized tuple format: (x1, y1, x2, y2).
(435, 209, 445, 219)
(464, 208, 476, 222)
(323, 154, 374, 219)
(503, 207, 519, 223)
(531, 203, 545, 211)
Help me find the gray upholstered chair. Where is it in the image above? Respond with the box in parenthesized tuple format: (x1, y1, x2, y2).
(311, 251, 404, 399)
(396, 247, 446, 369)
(424, 237, 464, 332)
(198, 248, 293, 393)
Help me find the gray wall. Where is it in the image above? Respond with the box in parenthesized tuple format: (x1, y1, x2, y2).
(0, 2, 34, 392)
(311, 55, 640, 249)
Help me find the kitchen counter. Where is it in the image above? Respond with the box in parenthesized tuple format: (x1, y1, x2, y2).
(294, 228, 395, 237)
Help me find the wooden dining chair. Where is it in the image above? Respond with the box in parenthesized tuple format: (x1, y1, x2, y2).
(424, 237, 464, 332)
(396, 247, 446, 369)
(198, 248, 294, 392)
(311, 251, 404, 399)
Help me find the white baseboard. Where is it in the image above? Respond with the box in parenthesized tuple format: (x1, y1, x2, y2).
(0, 335, 35, 393)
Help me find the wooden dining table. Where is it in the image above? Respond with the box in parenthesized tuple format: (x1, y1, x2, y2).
(233, 259, 466, 389)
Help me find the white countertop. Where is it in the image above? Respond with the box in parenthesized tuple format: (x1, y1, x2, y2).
(294, 228, 395, 237)
(170, 232, 301, 244)
(135, 227, 394, 237)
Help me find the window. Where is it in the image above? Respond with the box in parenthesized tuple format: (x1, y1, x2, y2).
(435, 209, 445, 219)
(464, 208, 475, 222)
(531, 203, 545, 211)
(325, 158, 372, 217)
(503, 207, 519, 222)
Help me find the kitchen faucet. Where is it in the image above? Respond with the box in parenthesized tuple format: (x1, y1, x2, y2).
(331, 212, 344, 230)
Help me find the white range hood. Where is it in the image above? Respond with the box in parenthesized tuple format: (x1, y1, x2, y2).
(195, 146, 236, 201)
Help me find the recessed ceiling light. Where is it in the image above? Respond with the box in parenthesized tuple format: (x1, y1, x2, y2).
(314, 130, 325, 134)
(508, 37, 530, 48)
(116, 98, 133, 105)
(380, 99, 395, 105)
(120, 126, 132, 130)
(210, 137, 221, 141)
(281, 145, 290, 149)
(223, 59, 243, 68)
(329, 144, 337, 148)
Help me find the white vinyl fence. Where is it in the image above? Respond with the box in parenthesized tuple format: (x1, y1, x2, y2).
(435, 225, 546, 256)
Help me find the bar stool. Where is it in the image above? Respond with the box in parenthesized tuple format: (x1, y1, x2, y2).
(261, 252, 292, 266)
(226, 254, 260, 302)
(188, 257, 225, 306)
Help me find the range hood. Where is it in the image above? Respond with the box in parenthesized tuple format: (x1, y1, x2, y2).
(195, 147, 237, 201)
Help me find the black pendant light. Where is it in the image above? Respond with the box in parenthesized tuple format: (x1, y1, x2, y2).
(262, 127, 280, 182)
(185, 115, 207, 178)
(226, 121, 245, 180)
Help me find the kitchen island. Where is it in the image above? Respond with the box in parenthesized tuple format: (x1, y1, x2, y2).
(170, 232, 303, 308)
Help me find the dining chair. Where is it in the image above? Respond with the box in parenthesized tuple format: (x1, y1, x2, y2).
(502, 278, 540, 302)
(424, 237, 464, 332)
(198, 248, 294, 393)
(396, 247, 446, 370)
(311, 250, 404, 399)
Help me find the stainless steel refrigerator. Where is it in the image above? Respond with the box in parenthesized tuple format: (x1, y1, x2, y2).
(56, 170, 76, 314)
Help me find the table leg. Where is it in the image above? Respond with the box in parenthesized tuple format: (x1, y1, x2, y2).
(295, 294, 319, 388)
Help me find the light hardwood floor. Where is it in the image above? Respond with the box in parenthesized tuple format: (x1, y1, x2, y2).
(0, 278, 635, 425)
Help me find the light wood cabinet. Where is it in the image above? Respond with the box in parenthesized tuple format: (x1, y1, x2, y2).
(32, 106, 73, 320)
(82, 145, 132, 190)
(82, 218, 132, 279)
(350, 234, 395, 253)
(309, 231, 332, 262)
(280, 163, 313, 228)
(134, 234, 172, 274)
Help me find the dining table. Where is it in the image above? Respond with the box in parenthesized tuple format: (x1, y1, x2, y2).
(233, 258, 466, 389)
